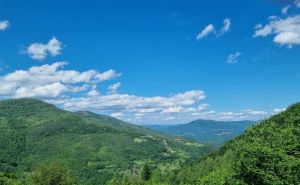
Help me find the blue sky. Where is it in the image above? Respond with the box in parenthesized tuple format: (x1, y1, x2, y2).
(0, 0, 300, 124)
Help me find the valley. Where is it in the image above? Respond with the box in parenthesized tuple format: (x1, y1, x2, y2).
(144, 120, 255, 146)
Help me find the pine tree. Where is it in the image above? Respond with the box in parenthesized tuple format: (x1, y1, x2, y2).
(141, 164, 151, 181)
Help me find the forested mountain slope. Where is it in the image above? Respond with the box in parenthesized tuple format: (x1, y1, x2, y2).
(145, 103, 300, 185)
(0, 99, 211, 185)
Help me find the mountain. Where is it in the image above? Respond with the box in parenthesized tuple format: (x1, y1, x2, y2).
(143, 125, 174, 131)
(0, 99, 212, 185)
(144, 120, 255, 146)
(145, 103, 300, 185)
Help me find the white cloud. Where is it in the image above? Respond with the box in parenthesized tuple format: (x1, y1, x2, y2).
(254, 15, 300, 47)
(25, 37, 63, 60)
(0, 20, 9, 31)
(273, 108, 286, 114)
(87, 90, 100, 96)
(196, 18, 231, 40)
(46, 37, 62, 56)
(111, 112, 124, 118)
(268, 15, 278, 20)
(0, 62, 274, 124)
(198, 104, 209, 111)
(219, 18, 231, 35)
(48, 90, 207, 123)
(95, 69, 121, 81)
(226, 52, 241, 64)
(196, 109, 268, 121)
(196, 24, 215, 40)
(47, 88, 272, 124)
(243, 109, 268, 116)
(107, 82, 121, 94)
(161, 106, 183, 114)
(0, 62, 120, 98)
(281, 6, 290, 14)
(56, 90, 206, 112)
(15, 82, 67, 98)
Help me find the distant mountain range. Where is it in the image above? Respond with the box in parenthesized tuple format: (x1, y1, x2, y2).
(144, 120, 255, 146)
(147, 102, 300, 185)
(116, 103, 300, 185)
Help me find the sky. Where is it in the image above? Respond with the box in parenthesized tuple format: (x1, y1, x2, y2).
(0, 0, 300, 124)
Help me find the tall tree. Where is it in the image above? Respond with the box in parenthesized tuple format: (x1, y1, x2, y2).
(141, 164, 151, 181)
(30, 162, 75, 185)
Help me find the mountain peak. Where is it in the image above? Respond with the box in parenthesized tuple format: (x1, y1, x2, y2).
(0, 98, 60, 118)
(0, 98, 51, 105)
(191, 119, 253, 123)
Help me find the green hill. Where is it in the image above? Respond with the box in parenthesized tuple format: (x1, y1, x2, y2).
(145, 120, 255, 146)
(0, 99, 211, 185)
(144, 103, 300, 185)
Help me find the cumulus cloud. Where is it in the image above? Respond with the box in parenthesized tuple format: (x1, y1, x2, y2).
(111, 112, 124, 118)
(48, 88, 272, 124)
(87, 90, 100, 96)
(209, 109, 267, 120)
(268, 15, 277, 20)
(0, 62, 120, 98)
(48, 89, 209, 123)
(186, 109, 267, 121)
(0, 62, 209, 123)
(108, 82, 121, 94)
(161, 106, 183, 114)
(198, 104, 209, 111)
(273, 108, 286, 114)
(54, 90, 206, 112)
(25, 37, 63, 60)
(243, 109, 268, 116)
(96, 70, 121, 81)
(226, 52, 241, 64)
(254, 15, 300, 47)
(0, 62, 274, 124)
(196, 24, 215, 40)
(0, 20, 9, 31)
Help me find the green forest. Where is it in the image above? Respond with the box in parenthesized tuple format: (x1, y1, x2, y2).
(0, 99, 299, 185)
(117, 103, 300, 185)
(0, 99, 211, 185)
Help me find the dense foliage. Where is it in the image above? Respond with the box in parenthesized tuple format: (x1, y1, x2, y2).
(137, 103, 300, 185)
(145, 120, 254, 146)
(0, 99, 211, 185)
(1, 98, 299, 185)
(29, 162, 75, 185)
